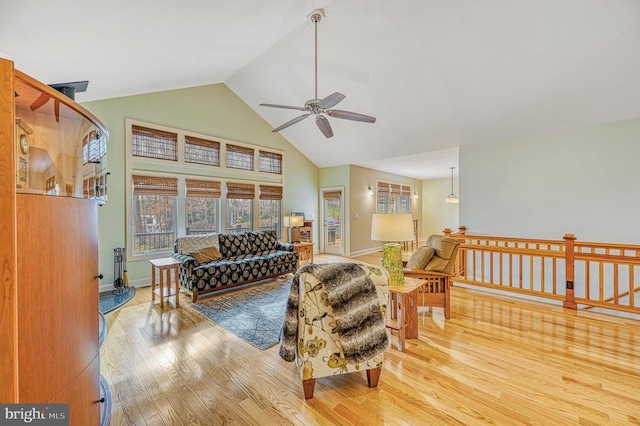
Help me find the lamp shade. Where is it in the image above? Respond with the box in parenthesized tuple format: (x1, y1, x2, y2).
(290, 215, 304, 227)
(371, 213, 414, 242)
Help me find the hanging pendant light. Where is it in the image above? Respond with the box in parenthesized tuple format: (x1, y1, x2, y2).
(445, 166, 459, 204)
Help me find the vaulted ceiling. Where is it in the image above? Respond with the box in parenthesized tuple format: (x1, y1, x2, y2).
(2, 0, 640, 179)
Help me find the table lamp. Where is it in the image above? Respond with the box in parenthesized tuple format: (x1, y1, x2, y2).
(371, 213, 414, 286)
(290, 215, 304, 242)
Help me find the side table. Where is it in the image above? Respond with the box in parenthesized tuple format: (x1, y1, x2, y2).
(386, 277, 422, 352)
(293, 242, 314, 269)
(149, 257, 181, 309)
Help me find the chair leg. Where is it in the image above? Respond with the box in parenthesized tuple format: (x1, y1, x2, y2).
(444, 279, 451, 319)
(366, 367, 382, 388)
(303, 379, 316, 399)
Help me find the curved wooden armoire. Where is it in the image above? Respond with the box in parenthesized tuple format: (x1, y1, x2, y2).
(0, 56, 109, 425)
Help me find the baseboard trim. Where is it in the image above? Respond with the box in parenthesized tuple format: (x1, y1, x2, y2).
(348, 246, 383, 258)
(99, 278, 150, 293)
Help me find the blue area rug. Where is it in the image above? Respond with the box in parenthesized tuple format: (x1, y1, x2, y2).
(99, 287, 136, 314)
(191, 279, 291, 349)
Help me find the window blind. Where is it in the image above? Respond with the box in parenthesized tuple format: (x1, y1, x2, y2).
(185, 135, 220, 166)
(132, 175, 178, 196)
(377, 181, 390, 194)
(323, 190, 342, 200)
(259, 185, 283, 200)
(226, 182, 255, 199)
(259, 151, 282, 174)
(186, 179, 221, 198)
(132, 125, 178, 161)
(226, 144, 254, 171)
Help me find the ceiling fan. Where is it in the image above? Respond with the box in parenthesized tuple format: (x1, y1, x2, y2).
(260, 10, 376, 138)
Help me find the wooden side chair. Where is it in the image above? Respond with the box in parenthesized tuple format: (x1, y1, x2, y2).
(402, 234, 460, 319)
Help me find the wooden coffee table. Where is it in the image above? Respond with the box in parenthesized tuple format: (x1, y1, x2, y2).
(386, 277, 422, 352)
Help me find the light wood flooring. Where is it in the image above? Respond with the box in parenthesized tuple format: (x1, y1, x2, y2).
(101, 253, 640, 425)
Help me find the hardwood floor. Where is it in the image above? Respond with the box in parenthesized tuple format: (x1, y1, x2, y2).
(101, 253, 640, 425)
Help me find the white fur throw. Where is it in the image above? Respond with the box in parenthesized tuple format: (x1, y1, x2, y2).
(279, 263, 389, 364)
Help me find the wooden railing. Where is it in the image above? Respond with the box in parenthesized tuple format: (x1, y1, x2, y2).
(444, 227, 640, 315)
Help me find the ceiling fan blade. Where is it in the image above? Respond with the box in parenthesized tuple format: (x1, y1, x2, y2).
(260, 103, 307, 111)
(318, 92, 345, 109)
(316, 115, 334, 138)
(272, 114, 311, 132)
(30, 93, 50, 111)
(327, 109, 376, 123)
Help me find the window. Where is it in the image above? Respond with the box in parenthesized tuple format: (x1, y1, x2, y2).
(259, 185, 283, 237)
(185, 135, 220, 166)
(377, 181, 411, 213)
(132, 125, 178, 161)
(126, 120, 286, 256)
(45, 176, 56, 195)
(259, 151, 282, 174)
(82, 129, 107, 164)
(226, 144, 254, 171)
(132, 175, 177, 255)
(186, 179, 220, 235)
(226, 182, 254, 234)
(83, 177, 95, 198)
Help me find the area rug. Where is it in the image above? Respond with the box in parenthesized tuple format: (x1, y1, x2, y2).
(99, 287, 136, 314)
(191, 279, 291, 349)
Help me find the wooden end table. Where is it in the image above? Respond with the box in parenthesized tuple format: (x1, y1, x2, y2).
(386, 277, 422, 352)
(149, 257, 181, 309)
(293, 242, 314, 269)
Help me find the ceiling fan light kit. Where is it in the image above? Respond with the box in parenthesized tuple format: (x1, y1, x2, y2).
(260, 10, 376, 138)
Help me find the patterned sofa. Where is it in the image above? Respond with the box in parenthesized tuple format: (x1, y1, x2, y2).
(172, 231, 298, 301)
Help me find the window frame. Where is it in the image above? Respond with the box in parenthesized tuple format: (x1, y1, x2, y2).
(125, 119, 285, 261)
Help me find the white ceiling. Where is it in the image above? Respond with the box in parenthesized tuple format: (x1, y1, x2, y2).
(2, 0, 640, 179)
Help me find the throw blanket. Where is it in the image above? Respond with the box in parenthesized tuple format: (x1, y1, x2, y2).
(279, 263, 389, 364)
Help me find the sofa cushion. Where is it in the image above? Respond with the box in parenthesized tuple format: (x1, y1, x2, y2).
(218, 233, 252, 258)
(191, 246, 223, 264)
(250, 230, 278, 253)
(176, 233, 219, 255)
(406, 247, 435, 270)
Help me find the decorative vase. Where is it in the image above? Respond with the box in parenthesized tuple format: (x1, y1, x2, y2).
(382, 243, 404, 286)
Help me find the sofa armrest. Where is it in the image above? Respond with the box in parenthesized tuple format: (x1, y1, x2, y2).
(173, 252, 199, 267)
(277, 242, 296, 252)
(172, 253, 199, 289)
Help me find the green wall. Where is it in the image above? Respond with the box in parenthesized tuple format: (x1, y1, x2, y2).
(83, 83, 318, 287)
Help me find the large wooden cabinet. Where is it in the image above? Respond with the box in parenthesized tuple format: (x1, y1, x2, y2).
(0, 56, 108, 425)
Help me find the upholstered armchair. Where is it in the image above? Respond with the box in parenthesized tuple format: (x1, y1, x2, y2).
(279, 263, 390, 399)
(403, 234, 460, 319)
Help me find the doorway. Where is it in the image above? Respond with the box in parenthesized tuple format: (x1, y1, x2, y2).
(321, 188, 343, 255)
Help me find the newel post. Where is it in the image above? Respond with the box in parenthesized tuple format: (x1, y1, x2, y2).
(443, 228, 452, 236)
(458, 226, 467, 235)
(563, 234, 577, 310)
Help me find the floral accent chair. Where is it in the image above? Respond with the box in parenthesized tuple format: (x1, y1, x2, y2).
(283, 263, 390, 399)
